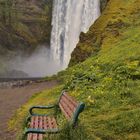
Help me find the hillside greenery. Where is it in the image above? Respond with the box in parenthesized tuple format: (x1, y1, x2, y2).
(0, 0, 52, 57)
(9, 0, 140, 140)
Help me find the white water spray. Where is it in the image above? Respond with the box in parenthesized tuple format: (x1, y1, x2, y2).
(50, 0, 100, 68)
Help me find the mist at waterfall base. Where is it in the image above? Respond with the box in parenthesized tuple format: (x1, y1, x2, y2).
(9, 46, 63, 77)
(5, 0, 100, 78)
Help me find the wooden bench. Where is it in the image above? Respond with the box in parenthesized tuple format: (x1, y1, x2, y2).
(24, 91, 85, 140)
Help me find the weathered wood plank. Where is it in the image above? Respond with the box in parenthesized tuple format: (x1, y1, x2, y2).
(59, 102, 71, 120)
(52, 117, 57, 128)
(43, 116, 47, 129)
(27, 133, 33, 140)
(48, 116, 53, 129)
(38, 134, 43, 140)
(63, 93, 78, 107)
(38, 116, 43, 140)
(32, 116, 38, 140)
(61, 96, 76, 112)
(27, 116, 35, 140)
(60, 99, 73, 118)
(30, 116, 35, 128)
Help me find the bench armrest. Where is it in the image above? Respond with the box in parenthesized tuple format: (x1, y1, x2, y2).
(24, 128, 60, 135)
(29, 105, 57, 115)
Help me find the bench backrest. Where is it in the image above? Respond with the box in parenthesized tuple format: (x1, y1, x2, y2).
(58, 91, 85, 126)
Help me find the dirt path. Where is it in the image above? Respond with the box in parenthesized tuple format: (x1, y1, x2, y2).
(0, 81, 58, 140)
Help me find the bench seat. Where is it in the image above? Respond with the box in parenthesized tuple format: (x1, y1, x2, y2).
(27, 116, 58, 140)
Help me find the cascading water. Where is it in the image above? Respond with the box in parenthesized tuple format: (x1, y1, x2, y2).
(50, 0, 100, 68)
(7, 0, 100, 77)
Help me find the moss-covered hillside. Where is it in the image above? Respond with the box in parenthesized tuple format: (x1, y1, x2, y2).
(69, 0, 139, 66)
(10, 0, 140, 140)
(0, 0, 52, 56)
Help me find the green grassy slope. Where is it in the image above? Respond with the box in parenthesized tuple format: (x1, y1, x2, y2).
(69, 0, 140, 66)
(10, 0, 140, 140)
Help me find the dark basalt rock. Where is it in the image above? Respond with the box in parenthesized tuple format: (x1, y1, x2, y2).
(100, 0, 109, 12)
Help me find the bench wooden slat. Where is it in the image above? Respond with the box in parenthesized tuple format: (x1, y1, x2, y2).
(32, 134, 37, 140)
(52, 117, 57, 128)
(48, 117, 52, 129)
(33, 116, 38, 140)
(27, 117, 35, 140)
(61, 95, 76, 113)
(38, 134, 43, 140)
(59, 103, 70, 120)
(27, 118, 33, 140)
(42, 116, 44, 129)
(43, 116, 47, 129)
(30, 116, 35, 128)
(59, 94, 78, 120)
(38, 117, 43, 140)
(27, 134, 32, 140)
(46, 117, 49, 129)
(39, 116, 42, 129)
(63, 93, 78, 107)
(61, 100, 73, 118)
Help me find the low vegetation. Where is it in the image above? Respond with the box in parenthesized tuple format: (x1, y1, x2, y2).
(9, 0, 140, 140)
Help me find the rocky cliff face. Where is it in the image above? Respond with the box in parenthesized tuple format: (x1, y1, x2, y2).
(0, 0, 52, 75)
(100, 0, 109, 12)
(0, 0, 52, 56)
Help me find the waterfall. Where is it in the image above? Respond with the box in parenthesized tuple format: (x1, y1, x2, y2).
(5, 0, 100, 77)
(50, 0, 100, 68)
